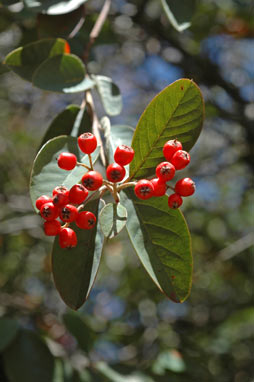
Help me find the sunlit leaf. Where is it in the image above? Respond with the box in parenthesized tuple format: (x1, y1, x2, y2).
(130, 79, 204, 180)
(94, 75, 122, 116)
(99, 202, 127, 239)
(23, 0, 88, 15)
(152, 350, 186, 375)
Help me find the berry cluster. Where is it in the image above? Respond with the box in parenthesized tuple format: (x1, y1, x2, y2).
(134, 139, 195, 209)
(36, 133, 195, 249)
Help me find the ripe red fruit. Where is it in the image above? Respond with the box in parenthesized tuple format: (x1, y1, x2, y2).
(52, 186, 69, 207)
(170, 150, 190, 170)
(168, 194, 183, 209)
(59, 204, 78, 222)
(76, 211, 96, 229)
(156, 161, 175, 182)
(134, 179, 154, 200)
(57, 152, 77, 170)
(78, 133, 97, 154)
(106, 163, 126, 183)
(163, 139, 182, 161)
(151, 178, 166, 197)
(59, 228, 77, 249)
(69, 184, 88, 205)
(175, 178, 195, 197)
(44, 220, 61, 236)
(40, 202, 59, 221)
(81, 171, 103, 191)
(35, 195, 52, 210)
(114, 145, 135, 166)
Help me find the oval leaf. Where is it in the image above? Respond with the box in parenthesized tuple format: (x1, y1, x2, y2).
(4, 38, 67, 81)
(0, 318, 19, 352)
(24, 0, 88, 15)
(129, 79, 204, 180)
(122, 189, 192, 303)
(30, 135, 100, 211)
(33, 54, 94, 93)
(52, 199, 104, 310)
(94, 75, 122, 116)
(99, 203, 127, 239)
(3, 329, 54, 382)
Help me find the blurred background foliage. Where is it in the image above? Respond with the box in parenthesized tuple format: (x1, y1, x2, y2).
(0, 0, 253, 381)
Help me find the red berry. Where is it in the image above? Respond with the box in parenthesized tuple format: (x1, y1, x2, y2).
(44, 220, 61, 236)
(57, 152, 77, 170)
(78, 133, 97, 154)
(69, 184, 88, 205)
(163, 139, 182, 161)
(52, 186, 69, 207)
(59, 228, 77, 249)
(35, 195, 52, 210)
(114, 145, 135, 166)
(106, 163, 126, 183)
(175, 178, 195, 197)
(168, 194, 183, 209)
(156, 161, 175, 182)
(151, 178, 166, 197)
(40, 202, 59, 221)
(76, 211, 96, 229)
(170, 150, 190, 170)
(59, 204, 78, 222)
(81, 171, 103, 191)
(134, 179, 154, 200)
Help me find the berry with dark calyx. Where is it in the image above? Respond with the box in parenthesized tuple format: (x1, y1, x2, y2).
(78, 133, 97, 154)
(82, 171, 103, 191)
(57, 152, 77, 170)
(156, 161, 175, 182)
(170, 150, 190, 170)
(52, 185, 69, 207)
(69, 184, 88, 205)
(76, 211, 96, 230)
(175, 178, 195, 197)
(163, 139, 182, 161)
(59, 228, 77, 249)
(151, 178, 167, 197)
(59, 204, 78, 222)
(40, 202, 59, 221)
(44, 220, 61, 236)
(106, 163, 126, 183)
(114, 145, 135, 166)
(168, 193, 183, 209)
(134, 179, 154, 200)
(35, 195, 52, 210)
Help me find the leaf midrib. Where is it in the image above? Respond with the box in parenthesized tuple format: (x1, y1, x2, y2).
(130, 82, 192, 180)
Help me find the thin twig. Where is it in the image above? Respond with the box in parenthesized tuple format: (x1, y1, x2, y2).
(68, 4, 86, 39)
(88, 154, 93, 170)
(117, 182, 137, 191)
(77, 162, 91, 170)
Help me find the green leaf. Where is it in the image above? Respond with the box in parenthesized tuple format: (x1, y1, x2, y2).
(122, 189, 192, 303)
(94, 75, 122, 116)
(3, 329, 54, 382)
(152, 350, 186, 375)
(32, 54, 94, 93)
(99, 203, 127, 239)
(63, 311, 95, 353)
(4, 38, 68, 81)
(24, 0, 88, 15)
(30, 135, 100, 211)
(0, 318, 19, 352)
(52, 199, 104, 310)
(129, 79, 204, 180)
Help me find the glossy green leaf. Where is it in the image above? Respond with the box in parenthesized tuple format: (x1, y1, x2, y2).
(0, 318, 19, 352)
(129, 79, 204, 180)
(99, 203, 127, 239)
(24, 0, 88, 15)
(30, 136, 100, 211)
(3, 329, 54, 382)
(152, 350, 186, 375)
(122, 189, 192, 303)
(94, 75, 122, 116)
(4, 38, 67, 81)
(33, 54, 95, 93)
(52, 199, 104, 310)
(63, 311, 95, 353)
